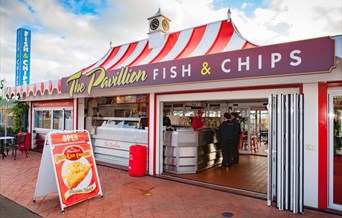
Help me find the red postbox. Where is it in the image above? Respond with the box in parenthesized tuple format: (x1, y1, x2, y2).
(128, 145, 147, 177)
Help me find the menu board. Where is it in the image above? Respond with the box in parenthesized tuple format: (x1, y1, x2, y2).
(116, 95, 146, 104)
(33, 130, 103, 213)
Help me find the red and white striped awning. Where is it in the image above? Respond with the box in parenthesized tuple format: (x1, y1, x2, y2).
(5, 19, 255, 99)
(81, 19, 255, 73)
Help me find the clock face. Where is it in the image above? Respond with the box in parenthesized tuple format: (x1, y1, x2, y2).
(150, 18, 159, 31)
(162, 19, 169, 31)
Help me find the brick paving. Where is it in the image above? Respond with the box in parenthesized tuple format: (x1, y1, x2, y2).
(0, 151, 340, 217)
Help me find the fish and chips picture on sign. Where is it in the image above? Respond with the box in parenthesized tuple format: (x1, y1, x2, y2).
(33, 130, 103, 213)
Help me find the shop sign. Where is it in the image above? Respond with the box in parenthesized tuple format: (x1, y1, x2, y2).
(15, 28, 31, 86)
(33, 130, 103, 213)
(32, 99, 74, 108)
(62, 37, 335, 97)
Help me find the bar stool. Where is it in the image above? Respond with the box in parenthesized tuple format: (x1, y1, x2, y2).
(250, 136, 258, 153)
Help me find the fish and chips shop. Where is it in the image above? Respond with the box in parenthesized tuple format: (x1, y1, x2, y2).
(5, 9, 342, 213)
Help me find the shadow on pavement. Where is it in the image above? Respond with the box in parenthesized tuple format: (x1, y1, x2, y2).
(0, 195, 41, 218)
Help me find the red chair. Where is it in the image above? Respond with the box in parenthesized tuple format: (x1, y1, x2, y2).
(16, 133, 28, 159)
(9, 133, 28, 160)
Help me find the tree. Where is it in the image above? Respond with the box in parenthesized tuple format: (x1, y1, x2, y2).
(9, 101, 30, 133)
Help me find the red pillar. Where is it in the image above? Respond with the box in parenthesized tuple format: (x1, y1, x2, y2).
(318, 82, 328, 209)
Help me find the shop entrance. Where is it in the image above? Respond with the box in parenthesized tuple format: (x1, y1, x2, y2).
(230, 105, 268, 157)
(328, 89, 342, 210)
(160, 99, 269, 194)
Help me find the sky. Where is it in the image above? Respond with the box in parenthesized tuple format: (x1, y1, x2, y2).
(0, 0, 341, 87)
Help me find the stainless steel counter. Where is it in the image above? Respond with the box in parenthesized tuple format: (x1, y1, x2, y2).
(92, 127, 148, 166)
(163, 128, 221, 174)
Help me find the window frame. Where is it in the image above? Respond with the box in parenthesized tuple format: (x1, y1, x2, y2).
(33, 107, 73, 131)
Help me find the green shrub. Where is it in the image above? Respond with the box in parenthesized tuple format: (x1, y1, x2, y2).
(9, 101, 29, 133)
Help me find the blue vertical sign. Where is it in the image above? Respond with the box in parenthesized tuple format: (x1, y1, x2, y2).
(15, 28, 31, 86)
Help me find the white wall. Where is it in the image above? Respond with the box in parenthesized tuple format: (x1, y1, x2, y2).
(303, 83, 319, 208)
(77, 98, 85, 130)
(148, 93, 155, 175)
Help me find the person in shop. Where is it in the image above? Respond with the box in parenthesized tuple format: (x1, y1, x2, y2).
(218, 112, 235, 169)
(192, 110, 205, 131)
(231, 112, 241, 165)
(163, 112, 171, 127)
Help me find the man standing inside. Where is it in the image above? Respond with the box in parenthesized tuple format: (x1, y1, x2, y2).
(192, 110, 205, 131)
(231, 112, 241, 164)
(218, 113, 235, 169)
(163, 112, 171, 127)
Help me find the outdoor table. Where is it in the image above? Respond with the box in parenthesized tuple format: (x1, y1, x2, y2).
(0, 136, 15, 158)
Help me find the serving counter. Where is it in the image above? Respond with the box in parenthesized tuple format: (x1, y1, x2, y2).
(163, 128, 222, 174)
(92, 126, 147, 166)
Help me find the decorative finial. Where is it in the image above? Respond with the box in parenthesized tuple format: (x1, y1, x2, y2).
(109, 41, 113, 48)
(227, 8, 232, 22)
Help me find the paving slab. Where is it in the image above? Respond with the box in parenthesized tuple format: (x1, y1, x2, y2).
(0, 151, 341, 218)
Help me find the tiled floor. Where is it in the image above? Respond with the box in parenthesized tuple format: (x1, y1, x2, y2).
(0, 151, 340, 217)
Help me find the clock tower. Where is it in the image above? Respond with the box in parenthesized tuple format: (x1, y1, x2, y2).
(147, 8, 171, 48)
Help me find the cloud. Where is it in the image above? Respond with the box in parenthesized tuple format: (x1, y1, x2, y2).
(241, 2, 254, 9)
(234, 0, 342, 44)
(1, 0, 341, 87)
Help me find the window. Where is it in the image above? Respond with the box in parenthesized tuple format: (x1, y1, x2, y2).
(34, 111, 43, 128)
(34, 109, 72, 130)
(34, 110, 52, 129)
(42, 110, 51, 129)
(53, 110, 63, 129)
(64, 110, 72, 130)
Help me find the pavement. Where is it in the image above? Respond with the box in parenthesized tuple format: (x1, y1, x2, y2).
(0, 194, 41, 218)
(0, 151, 341, 218)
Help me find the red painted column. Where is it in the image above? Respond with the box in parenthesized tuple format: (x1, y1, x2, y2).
(153, 94, 157, 175)
(299, 84, 303, 94)
(318, 82, 328, 209)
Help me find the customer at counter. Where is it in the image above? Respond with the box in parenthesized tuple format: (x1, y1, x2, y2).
(231, 112, 241, 165)
(163, 112, 171, 127)
(218, 113, 235, 169)
(192, 110, 205, 131)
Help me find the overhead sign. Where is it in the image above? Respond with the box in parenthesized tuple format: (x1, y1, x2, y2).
(61, 37, 336, 97)
(15, 28, 31, 86)
(33, 130, 103, 213)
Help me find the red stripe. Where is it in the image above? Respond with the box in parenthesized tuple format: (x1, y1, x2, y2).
(318, 82, 328, 209)
(175, 26, 206, 59)
(150, 32, 180, 63)
(146, 94, 150, 175)
(153, 94, 157, 175)
(327, 81, 342, 87)
(99, 46, 120, 69)
(242, 42, 256, 49)
(81, 63, 96, 73)
(108, 42, 138, 70)
(129, 42, 153, 66)
(155, 83, 301, 95)
(299, 84, 303, 94)
(206, 21, 234, 55)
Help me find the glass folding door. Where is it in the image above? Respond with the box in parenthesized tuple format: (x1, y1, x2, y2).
(328, 89, 342, 210)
